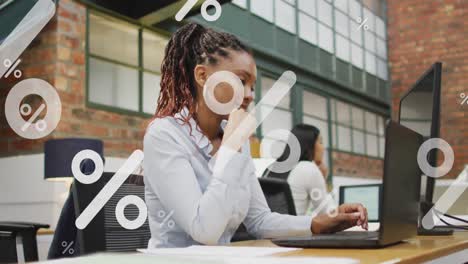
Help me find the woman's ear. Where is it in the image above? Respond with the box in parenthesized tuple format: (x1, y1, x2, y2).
(194, 64, 208, 89)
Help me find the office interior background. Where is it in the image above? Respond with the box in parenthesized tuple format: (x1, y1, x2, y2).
(0, 0, 466, 260)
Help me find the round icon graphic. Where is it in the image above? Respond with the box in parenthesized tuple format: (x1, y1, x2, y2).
(5, 78, 62, 139)
(417, 138, 454, 178)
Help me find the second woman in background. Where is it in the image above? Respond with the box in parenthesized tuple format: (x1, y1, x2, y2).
(266, 124, 336, 216)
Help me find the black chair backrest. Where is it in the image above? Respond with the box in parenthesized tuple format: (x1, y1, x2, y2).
(72, 173, 150, 255)
(0, 222, 48, 263)
(258, 177, 296, 215)
(232, 177, 296, 242)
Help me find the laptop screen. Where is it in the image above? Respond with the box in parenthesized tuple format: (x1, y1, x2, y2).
(339, 185, 381, 222)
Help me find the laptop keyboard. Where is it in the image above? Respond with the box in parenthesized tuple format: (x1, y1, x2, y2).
(311, 231, 379, 240)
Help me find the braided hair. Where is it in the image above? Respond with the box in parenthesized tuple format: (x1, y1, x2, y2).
(155, 22, 252, 125)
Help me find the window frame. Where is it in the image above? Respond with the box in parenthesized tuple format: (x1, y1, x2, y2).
(85, 9, 170, 117)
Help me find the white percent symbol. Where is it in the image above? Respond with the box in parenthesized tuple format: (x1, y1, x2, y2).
(203, 71, 297, 171)
(175, 0, 222, 22)
(73, 149, 147, 230)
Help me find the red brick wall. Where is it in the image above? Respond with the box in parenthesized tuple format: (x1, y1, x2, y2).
(0, 0, 151, 158)
(332, 151, 384, 179)
(387, 0, 467, 178)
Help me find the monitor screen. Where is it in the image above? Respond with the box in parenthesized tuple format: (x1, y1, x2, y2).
(340, 185, 381, 222)
(399, 69, 435, 137)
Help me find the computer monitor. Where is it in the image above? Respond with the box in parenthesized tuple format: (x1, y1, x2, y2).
(339, 184, 382, 222)
(398, 62, 446, 233)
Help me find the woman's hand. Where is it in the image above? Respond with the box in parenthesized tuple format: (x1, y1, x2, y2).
(310, 203, 368, 234)
(222, 109, 256, 151)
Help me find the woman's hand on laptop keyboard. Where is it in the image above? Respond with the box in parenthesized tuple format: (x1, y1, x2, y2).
(311, 203, 368, 234)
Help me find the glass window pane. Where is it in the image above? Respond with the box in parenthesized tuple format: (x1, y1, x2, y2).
(261, 106, 292, 135)
(261, 76, 290, 109)
(89, 14, 138, 66)
(338, 125, 351, 151)
(377, 116, 385, 135)
(351, 106, 364, 129)
(318, 23, 334, 53)
(336, 101, 351, 124)
(331, 99, 337, 121)
(143, 72, 161, 115)
(284, 0, 296, 4)
(365, 51, 376, 75)
(379, 136, 385, 158)
(353, 130, 365, 154)
(376, 37, 387, 59)
(377, 58, 388, 80)
(251, 0, 274, 22)
(332, 124, 338, 148)
(335, 34, 350, 61)
(350, 20, 363, 45)
(335, 10, 349, 37)
(298, 0, 316, 17)
(365, 111, 377, 133)
(363, 7, 375, 32)
(304, 116, 329, 148)
(303, 91, 327, 118)
(376, 17, 386, 39)
(351, 43, 363, 68)
(334, 0, 348, 13)
(232, 0, 247, 8)
(349, 0, 361, 21)
(275, 0, 296, 33)
(143, 30, 168, 72)
(299, 13, 317, 44)
(89, 58, 139, 111)
(366, 134, 378, 157)
(318, 0, 333, 27)
(364, 31, 376, 53)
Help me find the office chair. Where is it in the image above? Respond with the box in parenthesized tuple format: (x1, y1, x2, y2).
(231, 177, 296, 242)
(72, 173, 150, 255)
(258, 177, 297, 215)
(0, 222, 49, 263)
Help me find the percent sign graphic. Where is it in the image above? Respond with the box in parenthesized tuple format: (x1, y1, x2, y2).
(0, 0, 55, 78)
(73, 150, 147, 230)
(175, 0, 222, 22)
(460, 93, 468, 105)
(5, 78, 62, 139)
(417, 139, 467, 229)
(309, 188, 339, 218)
(357, 17, 370, 31)
(2, 59, 22, 79)
(61, 241, 74, 255)
(204, 71, 304, 176)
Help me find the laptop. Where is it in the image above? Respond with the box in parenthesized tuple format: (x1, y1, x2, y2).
(272, 121, 423, 248)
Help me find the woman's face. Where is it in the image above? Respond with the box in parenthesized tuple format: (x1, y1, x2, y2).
(314, 135, 325, 164)
(194, 50, 257, 119)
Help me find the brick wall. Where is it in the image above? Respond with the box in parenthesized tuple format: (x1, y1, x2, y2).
(332, 151, 384, 179)
(387, 0, 467, 178)
(0, 0, 152, 158)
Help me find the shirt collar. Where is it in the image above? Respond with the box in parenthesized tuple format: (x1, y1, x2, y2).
(174, 107, 227, 157)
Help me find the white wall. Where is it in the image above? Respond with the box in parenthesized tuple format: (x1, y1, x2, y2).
(0, 154, 127, 230)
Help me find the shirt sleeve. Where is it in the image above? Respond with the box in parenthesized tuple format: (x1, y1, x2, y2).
(144, 126, 252, 245)
(242, 170, 313, 239)
(301, 162, 337, 216)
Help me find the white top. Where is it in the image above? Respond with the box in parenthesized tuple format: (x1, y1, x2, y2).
(287, 161, 336, 216)
(143, 109, 312, 248)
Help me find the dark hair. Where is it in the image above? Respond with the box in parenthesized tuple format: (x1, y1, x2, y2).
(265, 124, 321, 180)
(154, 22, 251, 125)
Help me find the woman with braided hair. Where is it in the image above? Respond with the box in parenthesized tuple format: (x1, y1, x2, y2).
(143, 22, 368, 248)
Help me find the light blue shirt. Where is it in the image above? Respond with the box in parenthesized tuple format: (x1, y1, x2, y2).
(143, 109, 312, 248)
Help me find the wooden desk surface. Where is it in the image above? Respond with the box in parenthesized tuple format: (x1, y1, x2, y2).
(232, 232, 468, 264)
(37, 228, 54, 235)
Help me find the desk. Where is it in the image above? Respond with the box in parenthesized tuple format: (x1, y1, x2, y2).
(232, 232, 468, 264)
(36, 232, 468, 264)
